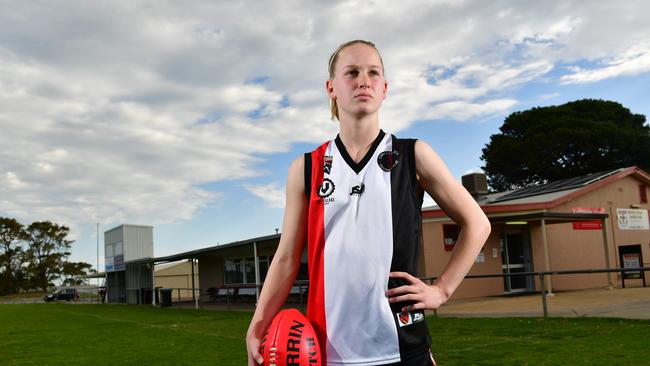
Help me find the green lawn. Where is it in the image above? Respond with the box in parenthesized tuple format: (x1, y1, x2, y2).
(1, 304, 648, 365)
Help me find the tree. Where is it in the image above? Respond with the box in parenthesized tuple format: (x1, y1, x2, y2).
(62, 262, 95, 286)
(481, 99, 650, 191)
(0, 217, 25, 295)
(23, 221, 73, 291)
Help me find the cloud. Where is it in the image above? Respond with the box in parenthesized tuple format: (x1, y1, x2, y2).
(0, 0, 649, 239)
(561, 43, 650, 84)
(463, 168, 485, 175)
(245, 183, 286, 209)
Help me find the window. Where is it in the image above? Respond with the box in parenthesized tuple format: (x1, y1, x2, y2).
(259, 256, 271, 282)
(224, 259, 243, 284)
(297, 262, 309, 281)
(640, 184, 648, 204)
(443, 224, 460, 251)
(244, 257, 256, 284)
(114, 241, 123, 256)
(224, 256, 274, 284)
(105, 243, 114, 257)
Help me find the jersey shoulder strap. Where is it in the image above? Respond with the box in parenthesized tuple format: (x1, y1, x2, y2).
(390, 135, 422, 205)
(304, 152, 312, 198)
(304, 141, 331, 199)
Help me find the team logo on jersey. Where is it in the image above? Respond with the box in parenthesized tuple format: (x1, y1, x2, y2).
(413, 312, 424, 323)
(324, 155, 333, 174)
(350, 182, 365, 196)
(378, 150, 400, 172)
(396, 310, 424, 327)
(398, 311, 411, 326)
(318, 178, 335, 199)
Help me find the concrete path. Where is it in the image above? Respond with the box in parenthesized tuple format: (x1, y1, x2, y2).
(435, 286, 650, 319)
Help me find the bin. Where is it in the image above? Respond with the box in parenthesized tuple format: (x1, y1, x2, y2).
(140, 288, 152, 305)
(160, 288, 172, 307)
(155, 286, 161, 304)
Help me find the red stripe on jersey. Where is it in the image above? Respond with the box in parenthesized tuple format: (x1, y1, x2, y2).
(306, 141, 329, 363)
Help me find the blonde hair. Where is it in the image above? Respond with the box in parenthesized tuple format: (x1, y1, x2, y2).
(328, 40, 384, 121)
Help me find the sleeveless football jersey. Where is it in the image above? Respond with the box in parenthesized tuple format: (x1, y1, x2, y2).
(304, 130, 431, 365)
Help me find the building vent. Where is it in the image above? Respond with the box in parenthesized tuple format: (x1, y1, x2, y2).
(462, 173, 488, 198)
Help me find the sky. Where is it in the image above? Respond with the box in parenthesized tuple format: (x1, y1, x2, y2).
(1, 0, 649, 271)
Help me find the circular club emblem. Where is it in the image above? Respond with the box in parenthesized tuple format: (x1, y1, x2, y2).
(377, 150, 400, 172)
(318, 178, 335, 198)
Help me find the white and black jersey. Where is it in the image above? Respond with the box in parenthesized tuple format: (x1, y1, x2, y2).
(304, 130, 431, 365)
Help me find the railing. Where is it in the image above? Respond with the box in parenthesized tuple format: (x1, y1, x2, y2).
(422, 266, 649, 317)
(126, 288, 156, 305)
(135, 267, 649, 318)
(205, 281, 309, 311)
(122, 287, 204, 308)
(46, 286, 104, 304)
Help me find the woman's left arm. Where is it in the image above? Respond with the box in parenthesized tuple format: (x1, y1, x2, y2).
(386, 140, 491, 311)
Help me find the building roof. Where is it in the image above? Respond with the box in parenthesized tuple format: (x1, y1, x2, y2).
(423, 166, 650, 218)
(105, 223, 154, 233)
(490, 168, 624, 203)
(126, 233, 281, 265)
(155, 261, 190, 271)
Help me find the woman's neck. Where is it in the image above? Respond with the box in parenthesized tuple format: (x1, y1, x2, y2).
(337, 113, 381, 163)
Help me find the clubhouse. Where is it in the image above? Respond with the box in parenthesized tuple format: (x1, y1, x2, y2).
(107, 166, 650, 304)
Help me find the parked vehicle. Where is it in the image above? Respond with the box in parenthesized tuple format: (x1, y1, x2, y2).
(43, 289, 79, 302)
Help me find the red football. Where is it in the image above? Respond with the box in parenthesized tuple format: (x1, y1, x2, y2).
(259, 308, 322, 366)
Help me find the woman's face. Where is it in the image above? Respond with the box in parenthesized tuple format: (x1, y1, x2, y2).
(327, 43, 388, 120)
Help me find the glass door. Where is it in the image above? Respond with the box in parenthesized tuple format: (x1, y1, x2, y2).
(501, 231, 534, 293)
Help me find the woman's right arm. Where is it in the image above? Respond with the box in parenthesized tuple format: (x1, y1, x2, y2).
(246, 155, 309, 365)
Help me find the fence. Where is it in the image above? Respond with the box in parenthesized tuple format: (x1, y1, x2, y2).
(43, 285, 104, 303)
(129, 267, 649, 317)
(422, 266, 649, 317)
(126, 288, 155, 305)
(239, 267, 648, 317)
(202, 281, 309, 311)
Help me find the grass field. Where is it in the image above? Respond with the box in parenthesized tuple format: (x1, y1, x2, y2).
(1, 303, 649, 365)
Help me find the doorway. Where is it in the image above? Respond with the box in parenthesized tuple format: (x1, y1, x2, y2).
(618, 244, 646, 287)
(501, 230, 535, 293)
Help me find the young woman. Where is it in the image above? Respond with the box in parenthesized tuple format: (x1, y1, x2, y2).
(246, 40, 491, 366)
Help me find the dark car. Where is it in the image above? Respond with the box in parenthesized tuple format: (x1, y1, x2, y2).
(43, 289, 79, 302)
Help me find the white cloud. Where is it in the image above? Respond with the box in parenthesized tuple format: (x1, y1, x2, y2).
(0, 0, 648, 243)
(463, 168, 485, 175)
(4, 172, 25, 189)
(561, 43, 650, 84)
(245, 183, 286, 209)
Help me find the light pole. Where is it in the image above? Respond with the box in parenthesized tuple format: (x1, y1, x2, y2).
(96, 222, 100, 287)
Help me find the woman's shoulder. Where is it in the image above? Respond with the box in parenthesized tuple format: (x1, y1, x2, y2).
(289, 154, 305, 171)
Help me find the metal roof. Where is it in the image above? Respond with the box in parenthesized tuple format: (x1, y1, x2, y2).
(105, 223, 154, 233)
(488, 187, 581, 205)
(491, 168, 624, 203)
(423, 166, 644, 215)
(126, 233, 281, 265)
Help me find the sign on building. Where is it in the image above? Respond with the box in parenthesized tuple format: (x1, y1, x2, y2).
(105, 256, 114, 272)
(572, 207, 605, 230)
(616, 208, 650, 230)
(114, 254, 125, 271)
